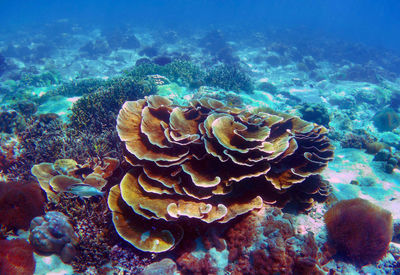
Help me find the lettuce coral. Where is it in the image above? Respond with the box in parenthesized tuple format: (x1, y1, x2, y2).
(109, 95, 334, 253)
(31, 157, 119, 200)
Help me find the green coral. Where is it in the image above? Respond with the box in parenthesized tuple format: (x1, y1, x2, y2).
(46, 78, 107, 98)
(69, 76, 154, 134)
(20, 70, 61, 87)
(204, 64, 254, 93)
(299, 103, 330, 127)
(124, 60, 204, 88)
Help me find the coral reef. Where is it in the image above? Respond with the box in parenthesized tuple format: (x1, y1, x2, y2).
(79, 40, 111, 59)
(0, 239, 36, 275)
(299, 103, 330, 127)
(0, 182, 45, 231)
(204, 64, 254, 93)
(372, 149, 399, 173)
(324, 198, 393, 264)
(45, 194, 118, 273)
(110, 242, 154, 274)
(225, 207, 324, 274)
(45, 78, 107, 98)
(0, 53, 7, 76)
(139, 258, 177, 275)
(373, 108, 400, 132)
(69, 75, 152, 134)
(0, 109, 26, 134)
(336, 63, 381, 84)
(175, 206, 325, 274)
(31, 157, 119, 200)
(176, 252, 218, 274)
(29, 211, 79, 263)
(12, 113, 122, 183)
(0, 133, 23, 176)
(125, 60, 205, 88)
(108, 95, 334, 253)
(20, 70, 60, 87)
(339, 129, 376, 150)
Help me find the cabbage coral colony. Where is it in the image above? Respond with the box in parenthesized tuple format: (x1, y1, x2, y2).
(109, 95, 334, 252)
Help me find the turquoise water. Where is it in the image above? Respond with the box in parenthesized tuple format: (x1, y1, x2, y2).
(0, 1, 399, 274)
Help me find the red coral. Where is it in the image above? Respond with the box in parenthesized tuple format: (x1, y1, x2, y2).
(0, 239, 36, 275)
(0, 135, 20, 174)
(324, 198, 393, 264)
(0, 182, 45, 230)
(176, 252, 218, 275)
(225, 207, 323, 274)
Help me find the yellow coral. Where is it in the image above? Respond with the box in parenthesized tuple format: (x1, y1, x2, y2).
(110, 95, 334, 252)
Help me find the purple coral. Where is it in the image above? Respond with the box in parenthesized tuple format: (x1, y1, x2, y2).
(29, 211, 79, 263)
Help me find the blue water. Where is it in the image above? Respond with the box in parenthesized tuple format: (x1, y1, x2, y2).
(1, 0, 400, 52)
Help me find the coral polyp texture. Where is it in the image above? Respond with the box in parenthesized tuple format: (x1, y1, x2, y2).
(324, 198, 393, 264)
(0, 239, 36, 275)
(109, 95, 334, 252)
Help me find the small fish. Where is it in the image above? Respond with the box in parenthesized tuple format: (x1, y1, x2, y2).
(66, 184, 104, 198)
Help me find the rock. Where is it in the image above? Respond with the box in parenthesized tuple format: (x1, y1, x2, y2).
(373, 149, 391, 162)
(139, 258, 177, 275)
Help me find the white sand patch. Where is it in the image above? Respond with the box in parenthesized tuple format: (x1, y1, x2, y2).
(322, 147, 400, 219)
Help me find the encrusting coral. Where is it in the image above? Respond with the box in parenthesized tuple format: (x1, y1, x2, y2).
(31, 157, 119, 200)
(29, 211, 79, 263)
(0, 239, 36, 275)
(109, 95, 334, 253)
(0, 181, 45, 231)
(324, 198, 393, 264)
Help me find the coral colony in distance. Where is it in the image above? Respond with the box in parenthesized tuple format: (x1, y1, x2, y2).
(1, 13, 400, 275)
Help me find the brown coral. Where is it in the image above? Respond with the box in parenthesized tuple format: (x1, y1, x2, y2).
(324, 198, 393, 264)
(31, 157, 119, 200)
(110, 95, 334, 252)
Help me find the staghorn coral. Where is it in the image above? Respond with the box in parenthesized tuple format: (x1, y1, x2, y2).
(12, 112, 122, 183)
(0, 182, 45, 231)
(125, 60, 205, 88)
(29, 211, 78, 263)
(108, 95, 334, 253)
(69, 75, 153, 134)
(0, 239, 36, 275)
(324, 198, 393, 264)
(204, 64, 254, 93)
(0, 109, 26, 134)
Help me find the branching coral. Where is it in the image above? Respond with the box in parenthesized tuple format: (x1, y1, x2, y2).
(204, 64, 254, 93)
(69, 76, 153, 134)
(324, 198, 393, 264)
(108, 95, 334, 253)
(13, 113, 121, 182)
